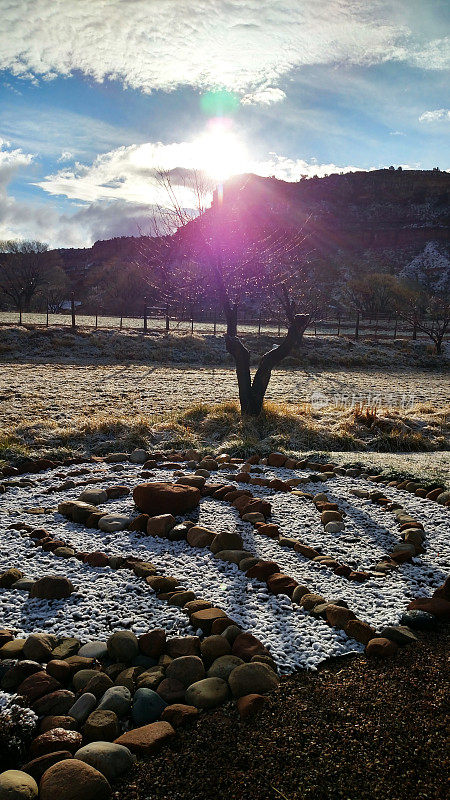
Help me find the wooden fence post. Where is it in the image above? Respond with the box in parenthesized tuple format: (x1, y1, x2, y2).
(258, 310, 262, 336)
(120, 315, 123, 330)
(143, 299, 148, 333)
(277, 313, 281, 337)
(393, 314, 397, 339)
(165, 304, 170, 332)
(191, 315, 194, 334)
(46, 302, 49, 327)
(337, 315, 341, 336)
(213, 311, 217, 336)
(71, 293, 76, 329)
(355, 311, 360, 340)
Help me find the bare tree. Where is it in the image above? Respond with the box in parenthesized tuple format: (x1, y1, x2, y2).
(136, 170, 312, 416)
(0, 240, 64, 320)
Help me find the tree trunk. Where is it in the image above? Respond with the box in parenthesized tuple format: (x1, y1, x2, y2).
(225, 313, 309, 416)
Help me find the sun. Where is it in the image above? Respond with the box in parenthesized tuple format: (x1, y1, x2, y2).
(193, 118, 248, 182)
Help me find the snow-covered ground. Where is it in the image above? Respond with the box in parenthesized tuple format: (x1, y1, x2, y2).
(0, 462, 448, 673)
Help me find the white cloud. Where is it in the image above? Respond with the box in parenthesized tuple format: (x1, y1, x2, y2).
(418, 108, 450, 123)
(0, 0, 447, 100)
(389, 131, 406, 136)
(57, 151, 74, 162)
(241, 87, 286, 106)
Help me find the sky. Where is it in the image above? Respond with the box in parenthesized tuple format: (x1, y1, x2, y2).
(0, 0, 449, 248)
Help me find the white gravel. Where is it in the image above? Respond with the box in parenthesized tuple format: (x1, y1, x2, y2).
(0, 462, 448, 674)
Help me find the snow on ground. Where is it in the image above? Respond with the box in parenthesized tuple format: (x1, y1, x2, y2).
(0, 462, 448, 673)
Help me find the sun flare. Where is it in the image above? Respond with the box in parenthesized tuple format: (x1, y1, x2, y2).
(193, 118, 248, 182)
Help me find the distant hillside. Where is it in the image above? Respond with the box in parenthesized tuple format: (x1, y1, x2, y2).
(54, 168, 450, 277)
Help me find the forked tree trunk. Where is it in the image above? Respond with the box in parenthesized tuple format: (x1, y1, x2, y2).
(225, 307, 309, 416)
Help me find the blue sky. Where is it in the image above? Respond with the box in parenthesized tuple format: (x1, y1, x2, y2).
(0, 0, 449, 247)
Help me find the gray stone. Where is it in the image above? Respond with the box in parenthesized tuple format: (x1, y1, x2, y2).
(74, 742, 134, 782)
(97, 685, 131, 717)
(207, 655, 244, 681)
(98, 514, 131, 532)
(78, 488, 108, 505)
(132, 688, 167, 725)
(166, 656, 205, 689)
(129, 449, 148, 464)
(68, 692, 97, 723)
(228, 662, 279, 698)
(379, 625, 418, 646)
(185, 677, 229, 709)
(78, 641, 108, 660)
(107, 630, 139, 662)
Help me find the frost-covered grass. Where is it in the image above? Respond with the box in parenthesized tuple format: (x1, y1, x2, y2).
(0, 461, 448, 674)
(0, 324, 448, 367)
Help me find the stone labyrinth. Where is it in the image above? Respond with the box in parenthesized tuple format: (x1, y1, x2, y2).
(0, 449, 449, 797)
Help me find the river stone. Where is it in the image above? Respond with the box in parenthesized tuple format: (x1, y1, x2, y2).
(30, 728, 83, 758)
(184, 677, 229, 709)
(107, 631, 139, 662)
(39, 759, 111, 800)
(67, 693, 97, 724)
(78, 489, 108, 505)
(200, 636, 231, 664)
(97, 686, 131, 717)
(228, 663, 280, 698)
(379, 625, 418, 646)
(22, 634, 55, 663)
(98, 514, 131, 532)
(0, 770, 38, 799)
(166, 656, 205, 688)
(132, 688, 167, 725)
(114, 721, 175, 754)
(400, 610, 437, 630)
(30, 577, 74, 600)
(83, 710, 118, 743)
(74, 742, 134, 782)
(32, 690, 75, 716)
(209, 531, 244, 554)
(12, 578, 36, 591)
(52, 638, 80, 660)
(207, 655, 244, 681)
(72, 669, 100, 692)
(78, 641, 108, 660)
(133, 482, 200, 516)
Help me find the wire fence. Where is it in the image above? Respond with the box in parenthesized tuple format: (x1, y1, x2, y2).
(0, 307, 446, 342)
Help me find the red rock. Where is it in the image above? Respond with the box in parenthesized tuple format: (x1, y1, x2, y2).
(293, 543, 320, 559)
(128, 514, 149, 532)
(39, 759, 111, 800)
(30, 728, 83, 757)
(407, 597, 450, 619)
(365, 638, 398, 657)
(433, 576, 450, 601)
(133, 482, 200, 515)
(255, 524, 279, 538)
(83, 551, 109, 567)
(22, 751, 73, 782)
(210, 617, 237, 635)
(344, 619, 376, 645)
(105, 485, 130, 498)
(46, 660, 71, 683)
(115, 721, 175, 753)
(267, 452, 286, 467)
(187, 526, 216, 547)
(325, 605, 356, 628)
(239, 499, 271, 518)
(236, 693, 269, 720)
(234, 472, 251, 483)
(232, 633, 270, 662)
(161, 703, 199, 726)
(268, 479, 289, 492)
(32, 690, 76, 717)
(39, 716, 76, 734)
(333, 565, 352, 577)
(348, 570, 370, 582)
(190, 608, 227, 634)
(233, 495, 255, 513)
(157, 678, 186, 704)
(18, 671, 61, 702)
(266, 572, 298, 598)
(246, 561, 279, 580)
(223, 489, 252, 502)
(30, 576, 74, 599)
(139, 628, 166, 658)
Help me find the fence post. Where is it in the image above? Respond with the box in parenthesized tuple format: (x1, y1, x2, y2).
(71, 293, 76, 329)
(19, 306, 22, 325)
(412, 316, 417, 340)
(337, 315, 341, 336)
(375, 314, 378, 338)
(143, 299, 148, 333)
(258, 310, 262, 336)
(191, 315, 194, 334)
(95, 312, 98, 329)
(393, 314, 397, 339)
(213, 310, 217, 336)
(165, 304, 170, 332)
(277, 313, 281, 337)
(119, 315, 123, 330)
(355, 311, 360, 340)
(46, 302, 49, 327)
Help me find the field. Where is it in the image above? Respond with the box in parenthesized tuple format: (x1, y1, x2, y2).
(0, 325, 448, 799)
